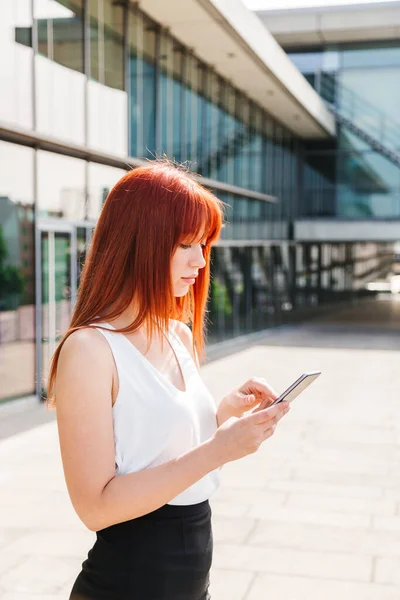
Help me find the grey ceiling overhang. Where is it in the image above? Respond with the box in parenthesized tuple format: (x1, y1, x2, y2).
(258, 2, 400, 47)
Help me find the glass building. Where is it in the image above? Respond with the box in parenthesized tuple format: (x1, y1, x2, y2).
(257, 4, 400, 221)
(288, 42, 400, 220)
(0, 0, 392, 403)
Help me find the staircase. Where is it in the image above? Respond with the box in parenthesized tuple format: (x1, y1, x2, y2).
(316, 72, 400, 168)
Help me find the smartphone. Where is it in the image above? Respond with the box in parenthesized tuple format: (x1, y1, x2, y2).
(254, 371, 321, 412)
(271, 371, 321, 406)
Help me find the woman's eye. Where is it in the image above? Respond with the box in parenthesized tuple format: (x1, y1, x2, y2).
(180, 243, 207, 250)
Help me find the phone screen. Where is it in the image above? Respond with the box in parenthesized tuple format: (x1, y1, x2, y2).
(271, 371, 321, 406)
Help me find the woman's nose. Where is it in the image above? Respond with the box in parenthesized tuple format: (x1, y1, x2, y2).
(190, 247, 206, 268)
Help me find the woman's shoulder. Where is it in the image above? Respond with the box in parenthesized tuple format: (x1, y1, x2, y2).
(170, 319, 192, 345)
(56, 326, 115, 405)
(59, 326, 112, 368)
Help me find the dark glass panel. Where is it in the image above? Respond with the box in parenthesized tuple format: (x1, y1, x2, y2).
(0, 142, 35, 401)
(37, 0, 84, 73)
(88, 0, 123, 89)
(128, 11, 157, 159)
(87, 0, 127, 154)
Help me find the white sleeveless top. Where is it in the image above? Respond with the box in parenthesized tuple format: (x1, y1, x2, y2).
(89, 320, 221, 505)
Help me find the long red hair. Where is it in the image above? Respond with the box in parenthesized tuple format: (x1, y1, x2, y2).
(46, 161, 224, 407)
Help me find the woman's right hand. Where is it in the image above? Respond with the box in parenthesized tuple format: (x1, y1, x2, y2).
(211, 401, 290, 466)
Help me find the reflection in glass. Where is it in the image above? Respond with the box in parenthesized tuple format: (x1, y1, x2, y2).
(208, 243, 307, 342)
(0, 0, 33, 128)
(224, 86, 238, 186)
(182, 55, 203, 170)
(88, 0, 127, 154)
(35, 0, 85, 143)
(129, 10, 157, 159)
(156, 33, 185, 162)
(281, 130, 295, 221)
(208, 247, 235, 341)
(248, 105, 263, 192)
(202, 72, 220, 179)
(341, 43, 400, 70)
(196, 65, 208, 176)
(0, 142, 35, 401)
(87, 163, 127, 221)
(234, 98, 250, 189)
(337, 128, 400, 217)
(207, 75, 224, 182)
(41, 230, 72, 395)
(36, 0, 83, 72)
(37, 151, 85, 220)
(289, 42, 400, 219)
(172, 46, 184, 162)
(158, 33, 175, 159)
(303, 149, 336, 217)
(263, 115, 275, 197)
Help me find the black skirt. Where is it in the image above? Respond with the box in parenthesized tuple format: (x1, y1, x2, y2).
(69, 500, 213, 600)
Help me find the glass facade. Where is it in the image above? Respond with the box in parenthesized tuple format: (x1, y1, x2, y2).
(37, 151, 86, 220)
(129, 10, 157, 159)
(35, 0, 85, 144)
(0, 142, 35, 401)
(0, 2, 392, 403)
(206, 240, 392, 344)
(1, 0, 34, 129)
(88, 0, 127, 154)
(289, 41, 400, 218)
(87, 163, 127, 221)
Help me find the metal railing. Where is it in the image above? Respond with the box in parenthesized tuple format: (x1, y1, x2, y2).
(315, 71, 400, 167)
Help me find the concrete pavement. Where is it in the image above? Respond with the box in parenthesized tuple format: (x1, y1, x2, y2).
(1, 297, 400, 599)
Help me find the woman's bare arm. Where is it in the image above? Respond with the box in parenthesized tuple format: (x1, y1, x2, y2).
(56, 329, 220, 532)
(56, 328, 288, 532)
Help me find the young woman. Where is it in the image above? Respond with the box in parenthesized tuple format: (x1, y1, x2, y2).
(49, 161, 290, 600)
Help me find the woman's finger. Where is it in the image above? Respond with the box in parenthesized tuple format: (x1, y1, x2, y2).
(240, 377, 279, 405)
(250, 402, 289, 425)
(263, 423, 276, 437)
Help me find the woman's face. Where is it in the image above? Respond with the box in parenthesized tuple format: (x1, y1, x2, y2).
(171, 233, 207, 297)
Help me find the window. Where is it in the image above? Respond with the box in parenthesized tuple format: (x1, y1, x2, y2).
(0, 142, 35, 401)
(88, 0, 124, 90)
(35, 0, 85, 143)
(37, 0, 84, 72)
(88, 0, 127, 154)
(37, 151, 86, 220)
(129, 10, 157, 159)
(0, 0, 33, 128)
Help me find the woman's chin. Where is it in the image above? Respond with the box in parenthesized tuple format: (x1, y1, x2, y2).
(174, 290, 190, 297)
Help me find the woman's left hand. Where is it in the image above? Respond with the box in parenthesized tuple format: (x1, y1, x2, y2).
(216, 377, 279, 426)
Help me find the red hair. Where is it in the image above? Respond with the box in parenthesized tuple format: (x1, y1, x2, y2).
(46, 161, 224, 407)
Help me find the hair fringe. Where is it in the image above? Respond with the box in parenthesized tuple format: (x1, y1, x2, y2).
(45, 160, 224, 409)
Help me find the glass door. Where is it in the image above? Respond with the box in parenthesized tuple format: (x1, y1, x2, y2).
(36, 220, 94, 399)
(37, 221, 76, 399)
(41, 229, 71, 380)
